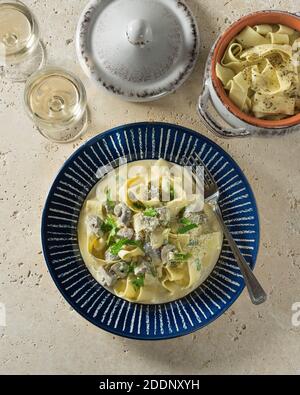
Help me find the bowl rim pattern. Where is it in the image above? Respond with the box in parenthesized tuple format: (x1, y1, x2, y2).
(41, 122, 260, 340)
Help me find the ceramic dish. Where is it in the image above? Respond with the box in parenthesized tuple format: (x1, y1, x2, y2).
(41, 122, 260, 340)
(198, 10, 300, 138)
(76, 0, 200, 102)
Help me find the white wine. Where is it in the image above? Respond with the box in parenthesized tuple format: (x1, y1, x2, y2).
(24, 67, 88, 142)
(0, 1, 36, 60)
(27, 72, 83, 127)
(0, 1, 44, 81)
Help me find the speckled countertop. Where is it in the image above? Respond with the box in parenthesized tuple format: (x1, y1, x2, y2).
(0, 0, 300, 375)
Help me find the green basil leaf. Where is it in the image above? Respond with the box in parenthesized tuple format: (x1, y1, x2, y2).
(144, 208, 158, 217)
(110, 238, 141, 256)
(131, 275, 145, 290)
(178, 224, 198, 234)
(173, 253, 192, 262)
(106, 189, 115, 210)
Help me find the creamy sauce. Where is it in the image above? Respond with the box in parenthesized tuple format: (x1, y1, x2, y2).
(78, 160, 223, 304)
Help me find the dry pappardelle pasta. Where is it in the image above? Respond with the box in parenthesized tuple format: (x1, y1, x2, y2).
(216, 24, 300, 120)
(78, 159, 223, 304)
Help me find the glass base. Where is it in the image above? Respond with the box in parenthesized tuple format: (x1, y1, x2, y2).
(0, 41, 45, 82)
(36, 109, 89, 144)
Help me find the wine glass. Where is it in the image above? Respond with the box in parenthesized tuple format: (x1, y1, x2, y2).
(0, 0, 45, 82)
(24, 66, 89, 143)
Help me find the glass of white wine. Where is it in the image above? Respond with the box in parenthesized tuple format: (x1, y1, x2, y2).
(0, 0, 45, 82)
(24, 66, 89, 143)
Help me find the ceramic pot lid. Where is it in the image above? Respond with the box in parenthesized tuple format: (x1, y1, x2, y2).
(76, 0, 200, 102)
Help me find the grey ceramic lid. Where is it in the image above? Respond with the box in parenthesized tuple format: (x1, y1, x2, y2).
(76, 0, 200, 102)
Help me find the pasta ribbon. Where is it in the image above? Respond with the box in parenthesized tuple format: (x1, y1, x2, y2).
(217, 24, 300, 119)
(78, 159, 223, 304)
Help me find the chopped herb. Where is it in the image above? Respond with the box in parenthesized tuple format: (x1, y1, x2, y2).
(127, 262, 136, 274)
(106, 189, 115, 210)
(178, 208, 186, 218)
(170, 184, 175, 200)
(131, 275, 145, 290)
(144, 208, 158, 217)
(173, 253, 192, 262)
(132, 201, 146, 210)
(110, 238, 141, 256)
(180, 218, 193, 225)
(195, 258, 201, 271)
(178, 224, 198, 234)
(178, 218, 198, 234)
(101, 216, 116, 232)
(101, 216, 118, 244)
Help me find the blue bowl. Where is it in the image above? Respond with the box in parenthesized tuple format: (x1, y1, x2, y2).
(41, 122, 260, 340)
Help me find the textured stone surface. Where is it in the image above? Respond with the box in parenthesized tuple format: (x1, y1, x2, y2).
(0, 0, 300, 375)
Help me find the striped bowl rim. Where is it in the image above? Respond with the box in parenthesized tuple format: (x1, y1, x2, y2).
(41, 122, 260, 340)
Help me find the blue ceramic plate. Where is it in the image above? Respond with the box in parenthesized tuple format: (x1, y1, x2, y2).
(42, 122, 260, 340)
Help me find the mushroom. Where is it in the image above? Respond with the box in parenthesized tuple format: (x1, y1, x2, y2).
(85, 215, 103, 236)
(144, 243, 161, 264)
(183, 211, 208, 225)
(110, 262, 129, 279)
(104, 201, 115, 215)
(134, 230, 145, 242)
(134, 259, 157, 277)
(95, 266, 117, 287)
(141, 215, 160, 232)
(105, 250, 119, 263)
(117, 227, 134, 240)
(134, 262, 148, 276)
(114, 203, 132, 226)
(161, 244, 176, 264)
(156, 206, 171, 226)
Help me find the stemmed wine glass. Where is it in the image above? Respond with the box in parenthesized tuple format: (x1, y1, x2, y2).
(0, 0, 45, 82)
(1, 1, 89, 142)
(24, 66, 89, 143)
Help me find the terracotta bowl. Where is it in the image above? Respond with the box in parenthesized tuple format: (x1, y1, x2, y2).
(211, 10, 300, 129)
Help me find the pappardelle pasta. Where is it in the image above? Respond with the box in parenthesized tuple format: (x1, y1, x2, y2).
(78, 159, 223, 304)
(216, 24, 300, 120)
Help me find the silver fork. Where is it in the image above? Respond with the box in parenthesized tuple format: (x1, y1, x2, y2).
(186, 153, 267, 306)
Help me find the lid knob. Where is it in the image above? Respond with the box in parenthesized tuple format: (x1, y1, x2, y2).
(126, 19, 153, 47)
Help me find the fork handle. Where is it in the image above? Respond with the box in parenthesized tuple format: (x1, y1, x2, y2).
(214, 205, 267, 305)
